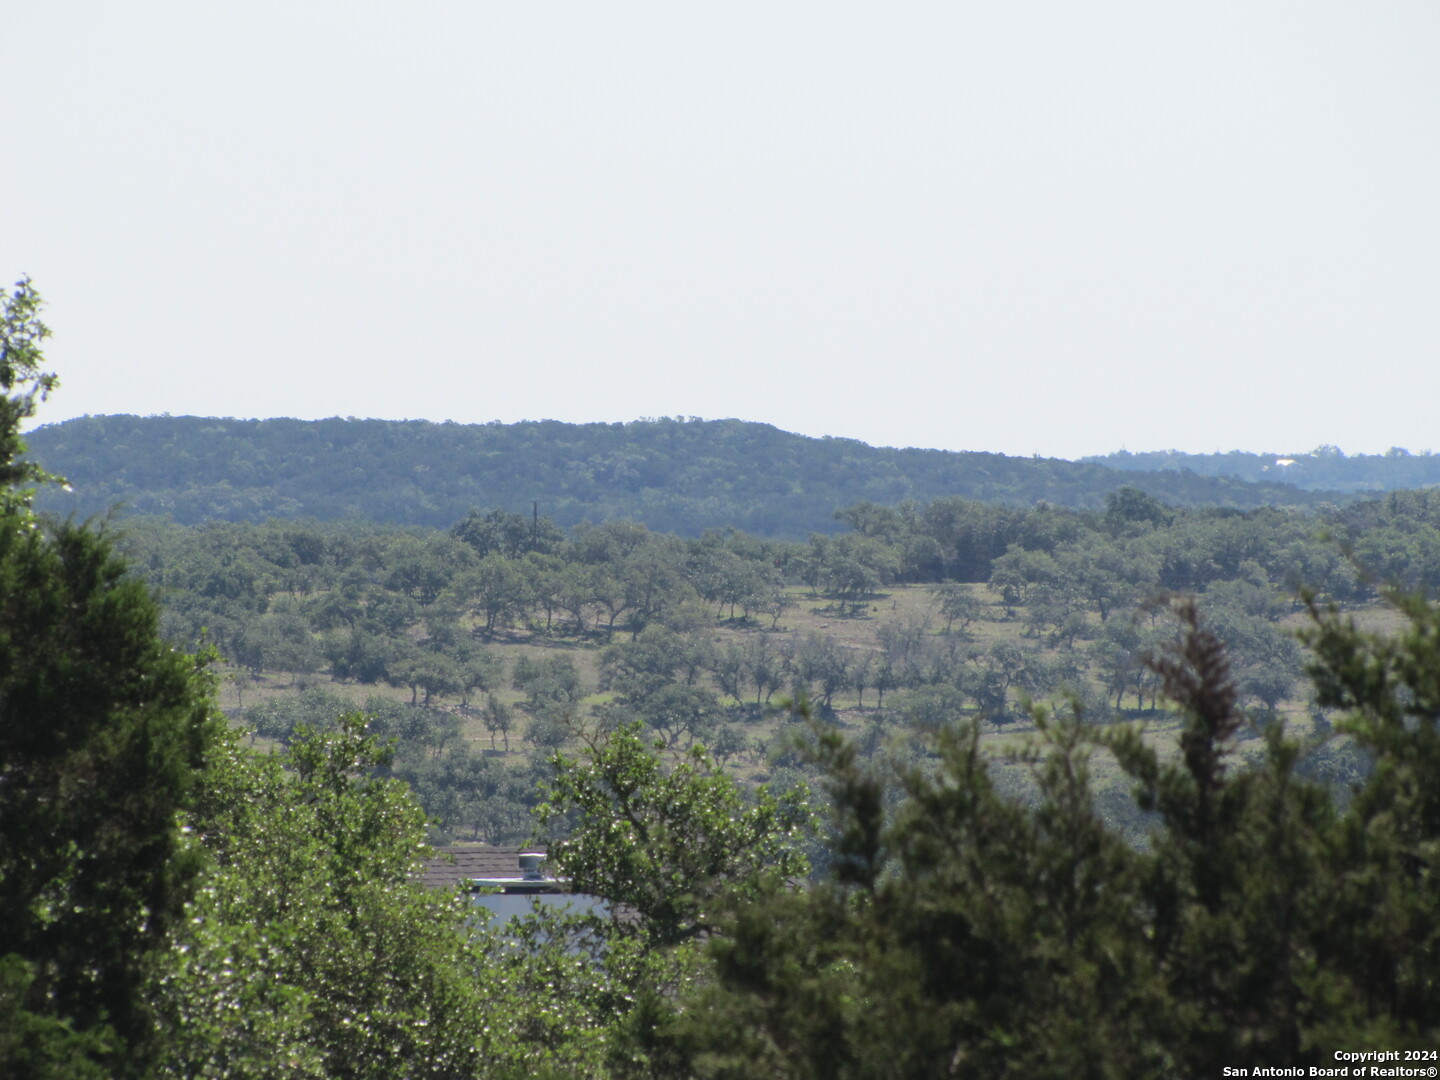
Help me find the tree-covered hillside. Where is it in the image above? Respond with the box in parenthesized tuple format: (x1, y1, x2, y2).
(1085, 445, 1440, 493)
(26, 414, 1339, 535)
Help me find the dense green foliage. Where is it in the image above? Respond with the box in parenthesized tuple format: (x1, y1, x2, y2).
(0, 281, 221, 1077)
(154, 716, 639, 1079)
(658, 595, 1440, 1075)
(540, 723, 813, 948)
(26, 414, 1340, 535)
(153, 717, 490, 1078)
(0, 519, 223, 1078)
(0, 277, 63, 511)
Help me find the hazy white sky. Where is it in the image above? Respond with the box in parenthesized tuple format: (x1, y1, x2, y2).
(6, 2, 1438, 459)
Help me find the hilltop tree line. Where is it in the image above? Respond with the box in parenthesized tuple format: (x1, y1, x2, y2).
(25, 413, 1341, 535)
(1087, 443, 1440, 493)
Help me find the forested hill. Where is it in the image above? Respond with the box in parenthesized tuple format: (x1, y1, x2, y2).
(26, 414, 1340, 536)
(1084, 446, 1440, 493)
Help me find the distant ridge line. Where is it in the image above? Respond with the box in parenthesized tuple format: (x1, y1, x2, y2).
(26, 414, 1350, 536)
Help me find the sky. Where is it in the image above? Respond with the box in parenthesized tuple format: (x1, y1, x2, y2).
(5, 2, 1438, 460)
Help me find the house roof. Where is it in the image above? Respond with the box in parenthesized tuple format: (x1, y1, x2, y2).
(420, 846, 646, 928)
(417, 847, 548, 891)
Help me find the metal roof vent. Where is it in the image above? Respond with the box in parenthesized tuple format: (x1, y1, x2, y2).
(518, 852, 547, 880)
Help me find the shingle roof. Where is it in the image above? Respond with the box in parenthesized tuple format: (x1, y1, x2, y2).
(417, 847, 545, 891)
(419, 846, 644, 925)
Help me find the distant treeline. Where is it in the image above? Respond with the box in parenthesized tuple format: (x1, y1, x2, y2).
(26, 414, 1342, 536)
(1085, 444, 1440, 492)
(127, 488, 1440, 681)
